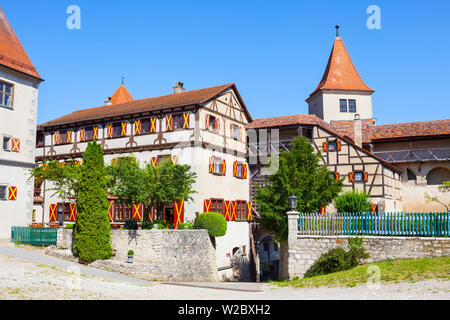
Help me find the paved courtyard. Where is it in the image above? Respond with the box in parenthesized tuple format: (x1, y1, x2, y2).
(0, 244, 448, 300)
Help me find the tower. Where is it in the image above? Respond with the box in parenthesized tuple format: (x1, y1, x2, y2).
(306, 26, 375, 123)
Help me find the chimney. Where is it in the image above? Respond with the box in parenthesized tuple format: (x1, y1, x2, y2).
(354, 113, 362, 147)
(104, 97, 112, 105)
(173, 81, 185, 94)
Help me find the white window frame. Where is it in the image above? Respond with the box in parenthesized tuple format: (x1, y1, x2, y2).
(0, 81, 13, 109)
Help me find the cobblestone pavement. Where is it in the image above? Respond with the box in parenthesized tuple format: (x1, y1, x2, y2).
(0, 244, 449, 300)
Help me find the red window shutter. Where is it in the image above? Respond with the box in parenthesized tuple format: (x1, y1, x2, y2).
(203, 199, 211, 213)
(337, 140, 342, 151)
(108, 200, 115, 221)
(247, 202, 253, 221)
(215, 118, 220, 131)
(230, 124, 234, 137)
(171, 155, 178, 165)
(150, 117, 157, 133)
(49, 204, 58, 222)
(322, 142, 328, 152)
(320, 207, 326, 215)
(183, 113, 190, 129)
(242, 164, 248, 179)
(54, 131, 60, 145)
(151, 157, 158, 168)
(209, 157, 214, 173)
(8, 186, 17, 200)
(224, 201, 231, 221)
(69, 204, 77, 222)
(166, 115, 173, 131)
(174, 199, 185, 229)
(348, 172, 355, 183)
(134, 120, 142, 135)
(80, 128, 86, 142)
(222, 159, 227, 176)
(231, 201, 237, 221)
(11, 138, 20, 152)
(363, 172, 369, 183)
(121, 122, 127, 136)
(93, 126, 99, 140)
(205, 114, 210, 130)
(233, 161, 238, 177)
(132, 203, 143, 221)
(107, 124, 113, 138)
(335, 172, 341, 181)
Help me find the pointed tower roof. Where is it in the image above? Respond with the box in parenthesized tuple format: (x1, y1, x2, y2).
(307, 31, 373, 100)
(110, 84, 134, 105)
(0, 8, 42, 80)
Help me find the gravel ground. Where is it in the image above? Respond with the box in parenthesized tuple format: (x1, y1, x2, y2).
(0, 243, 449, 300)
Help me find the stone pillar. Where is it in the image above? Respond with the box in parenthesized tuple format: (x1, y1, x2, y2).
(281, 211, 299, 280)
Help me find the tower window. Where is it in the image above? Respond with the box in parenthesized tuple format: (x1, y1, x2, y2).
(348, 99, 357, 113)
(0, 81, 13, 108)
(339, 99, 347, 112)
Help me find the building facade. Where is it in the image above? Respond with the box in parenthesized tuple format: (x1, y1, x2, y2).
(0, 8, 43, 239)
(35, 82, 254, 280)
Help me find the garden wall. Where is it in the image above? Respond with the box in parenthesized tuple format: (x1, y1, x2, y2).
(57, 229, 218, 281)
(284, 213, 450, 279)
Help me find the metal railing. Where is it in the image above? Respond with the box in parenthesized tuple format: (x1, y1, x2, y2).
(298, 212, 450, 237)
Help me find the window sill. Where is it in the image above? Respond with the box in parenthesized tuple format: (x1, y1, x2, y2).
(0, 105, 13, 111)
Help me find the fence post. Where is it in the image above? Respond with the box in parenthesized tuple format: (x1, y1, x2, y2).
(287, 211, 299, 247)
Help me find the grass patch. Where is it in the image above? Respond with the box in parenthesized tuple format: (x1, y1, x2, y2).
(273, 257, 450, 288)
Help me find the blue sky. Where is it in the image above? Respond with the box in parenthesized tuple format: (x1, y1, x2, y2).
(3, 0, 449, 125)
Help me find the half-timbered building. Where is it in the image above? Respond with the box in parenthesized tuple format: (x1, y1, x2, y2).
(35, 81, 254, 279)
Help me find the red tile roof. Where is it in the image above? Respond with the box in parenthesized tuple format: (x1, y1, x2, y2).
(369, 119, 450, 140)
(247, 114, 401, 172)
(307, 37, 373, 100)
(331, 120, 375, 143)
(110, 85, 134, 104)
(40, 83, 251, 127)
(0, 8, 42, 80)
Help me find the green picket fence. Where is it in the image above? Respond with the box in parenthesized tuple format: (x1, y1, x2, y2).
(298, 212, 450, 237)
(11, 226, 58, 246)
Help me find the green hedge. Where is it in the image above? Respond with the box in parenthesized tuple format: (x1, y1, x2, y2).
(194, 212, 227, 237)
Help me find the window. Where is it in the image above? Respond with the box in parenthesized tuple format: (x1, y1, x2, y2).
(235, 162, 247, 179)
(213, 157, 222, 175)
(141, 119, 151, 134)
(354, 172, 364, 182)
(59, 130, 69, 144)
(231, 124, 241, 141)
(211, 199, 224, 214)
(36, 131, 45, 147)
(208, 115, 219, 133)
(113, 202, 132, 222)
(84, 126, 97, 141)
(328, 141, 337, 151)
(112, 123, 123, 137)
(0, 81, 13, 108)
(57, 203, 71, 222)
(3, 136, 11, 151)
(348, 99, 357, 113)
(0, 185, 7, 200)
(340, 99, 347, 112)
(173, 114, 183, 130)
(236, 201, 246, 221)
(302, 128, 313, 139)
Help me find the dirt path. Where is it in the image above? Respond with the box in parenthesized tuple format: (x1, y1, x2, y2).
(0, 245, 448, 300)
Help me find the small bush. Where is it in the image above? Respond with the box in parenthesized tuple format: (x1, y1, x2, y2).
(304, 237, 368, 277)
(194, 212, 227, 237)
(178, 222, 194, 230)
(124, 219, 139, 230)
(334, 191, 372, 213)
(128, 250, 134, 256)
(141, 221, 154, 230)
(65, 224, 74, 229)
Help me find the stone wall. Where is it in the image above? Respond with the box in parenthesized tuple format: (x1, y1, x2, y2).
(286, 212, 450, 279)
(57, 229, 217, 282)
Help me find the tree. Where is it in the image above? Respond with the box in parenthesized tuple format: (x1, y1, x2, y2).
(29, 159, 81, 224)
(73, 141, 112, 262)
(106, 157, 197, 222)
(334, 190, 372, 213)
(425, 181, 450, 212)
(254, 136, 343, 243)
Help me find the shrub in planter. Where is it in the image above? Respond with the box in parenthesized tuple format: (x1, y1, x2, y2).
(65, 224, 74, 229)
(193, 212, 227, 237)
(141, 221, 154, 230)
(178, 222, 194, 230)
(128, 249, 134, 256)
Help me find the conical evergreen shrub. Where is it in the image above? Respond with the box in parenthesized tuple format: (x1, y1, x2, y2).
(73, 141, 112, 262)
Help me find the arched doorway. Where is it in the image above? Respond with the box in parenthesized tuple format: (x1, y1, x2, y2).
(426, 167, 450, 185)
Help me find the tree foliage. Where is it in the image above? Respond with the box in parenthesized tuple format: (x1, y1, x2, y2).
(254, 136, 343, 243)
(73, 141, 112, 262)
(334, 190, 372, 213)
(106, 157, 197, 219)
(425, 181, 450, 212)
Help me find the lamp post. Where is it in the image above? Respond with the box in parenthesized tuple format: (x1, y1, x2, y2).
(288, 195, 298, 212)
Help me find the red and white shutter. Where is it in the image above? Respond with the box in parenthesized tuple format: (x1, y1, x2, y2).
(224, 201, 231, 221)
(348, 172, 355, 183)
(108, 200, 115, 221)
(11, 138, 20, 152)
(203, 199, 212, 213)
(174, 199, 185, 229)
(8, 186, 17, 200)
(150, 117, 157, 133)
(69, 204, 77, 222)
(322, 142, 328, 152)
(121, 122, 127, 136)
(231, 201, 237, 221)
(222, 159, 227, 176)
(363, 172, 369, 183)
(209, 157, 214, 173)
(132, 203, 144, 221)
(183, 113, 190, 129)
(247, 202, 253, 221)
(49, 204, 58, 222)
